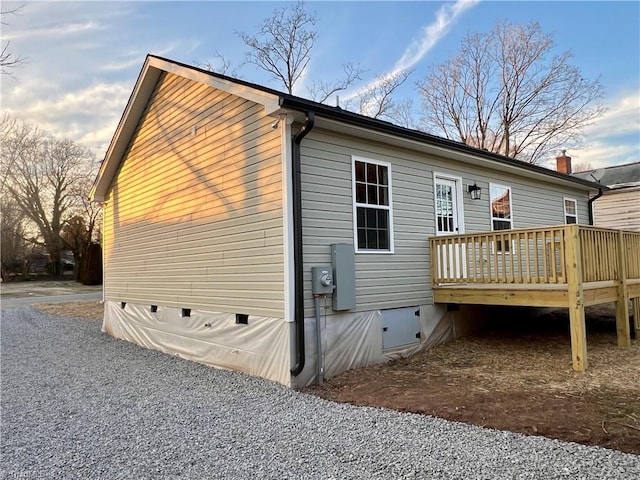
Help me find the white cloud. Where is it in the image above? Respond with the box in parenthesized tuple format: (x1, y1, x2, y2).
(393, 0, 480, 73)
(559, 92, 640, 168)
(5, 80, 132, 156)
(0, 2, 203, 159)
(342, 0, 480, 102)
(100, 56, 147, 73)
(584, 91, 640, 140)
(570, 142, 638, 169)
(101, 40, 203, 72)
(4, 21, 103, 40)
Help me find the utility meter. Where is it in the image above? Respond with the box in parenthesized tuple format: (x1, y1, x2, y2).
(311, 266, 334, 295)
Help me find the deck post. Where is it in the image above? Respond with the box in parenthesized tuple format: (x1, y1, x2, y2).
(633, 298, 640, 339)
(631, 297, 640, 340)
(564, 225, 587, 371)
(616, 230, 631, 347)
(430, 238, 438, 287)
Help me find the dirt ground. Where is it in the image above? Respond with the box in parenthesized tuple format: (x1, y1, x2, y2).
(307, 307, 640, 456)
(35, 301, 640, 455)
(1, 280, 101, 298)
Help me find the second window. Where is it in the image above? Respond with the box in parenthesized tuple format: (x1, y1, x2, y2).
(352, 157, 393, 252)
(490, 183, 513, 252)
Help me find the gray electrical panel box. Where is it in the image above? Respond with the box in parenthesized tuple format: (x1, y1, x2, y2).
(311, 266, 334, 295)
(331, 243, 355, 310)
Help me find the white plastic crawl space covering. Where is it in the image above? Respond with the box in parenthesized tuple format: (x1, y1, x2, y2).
(103, 301, 292, 386)
(294, 303, 456, 388)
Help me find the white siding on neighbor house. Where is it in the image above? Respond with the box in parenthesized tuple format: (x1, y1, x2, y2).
(299, 128, 591, 316)
(593, 188, 640, 232)
(103, 72, 285, 317)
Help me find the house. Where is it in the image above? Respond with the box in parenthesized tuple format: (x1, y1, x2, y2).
(92, 55, 620, 388)
(572, 161, 640, 232)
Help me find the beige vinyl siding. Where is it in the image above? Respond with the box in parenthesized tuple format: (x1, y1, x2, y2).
(300, 128, 591, 316)
(593, 188, 640, 231)
(103, 72, 285, 317)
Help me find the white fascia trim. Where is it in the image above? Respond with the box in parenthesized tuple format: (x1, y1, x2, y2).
(606, 182, 640, 190)
(90, 59, 161, 201)
(148, 57, 281, 114)
(281, 115, 295, 323)
(90, 56, 281, 202)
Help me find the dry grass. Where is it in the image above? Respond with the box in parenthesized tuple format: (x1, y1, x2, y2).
(405, 303, 640, 396)
(35, 300, 103, 320)
(1, 280, 101, 297)
(311, 307, 640, 453)
(409, 331, 640, 395)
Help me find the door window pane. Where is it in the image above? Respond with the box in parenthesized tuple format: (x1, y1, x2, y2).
(435, 181, 456, 234)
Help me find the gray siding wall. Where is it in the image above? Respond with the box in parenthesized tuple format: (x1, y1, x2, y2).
(103, 72, 285, 317)
(300, 128, 591, 316)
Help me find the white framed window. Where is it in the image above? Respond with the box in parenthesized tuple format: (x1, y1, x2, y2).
(489, 183, 513, 252)
(564, 198, 578, 224)
(352, 156, 394, 253)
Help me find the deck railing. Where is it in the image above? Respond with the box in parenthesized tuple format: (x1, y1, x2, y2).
(430, 224, 640, 286)
(430, 224, 640, 372)
(623, 231, 640, 280)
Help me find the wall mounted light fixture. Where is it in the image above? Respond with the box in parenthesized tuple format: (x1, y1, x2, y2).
(468, 183, 482, 200)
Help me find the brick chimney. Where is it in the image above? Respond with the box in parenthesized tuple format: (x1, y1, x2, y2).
(556, 150, 572, 174)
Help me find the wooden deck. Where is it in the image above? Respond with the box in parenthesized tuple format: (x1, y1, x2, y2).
(430, 225, 640, 371)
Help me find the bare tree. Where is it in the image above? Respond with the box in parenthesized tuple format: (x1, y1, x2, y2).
(572, 162, 594, 173)
(0, 119, 96, 276)
(61, 176, 102, 281)
(417, 21, 605, 164)
(0, 194, 29, 279)
(308, 62, 363, 104)
(197, 50, 237, 76)
(1, 5, 25, 76)
(385, 97, 417, 129)
(354, 70, 412, 121)
(232, 1, 406, 118)
(238, 1, 317, 94)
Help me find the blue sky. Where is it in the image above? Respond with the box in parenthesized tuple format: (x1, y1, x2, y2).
(1, 1, 638, 170)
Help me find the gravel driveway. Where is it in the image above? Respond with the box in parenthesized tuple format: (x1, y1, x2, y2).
(2, 308, 639, 479)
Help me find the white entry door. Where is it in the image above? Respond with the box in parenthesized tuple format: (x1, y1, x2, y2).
(434, 177, 462, 235)
(434, 175, 465, 279)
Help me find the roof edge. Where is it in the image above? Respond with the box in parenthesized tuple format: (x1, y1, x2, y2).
(279, 96, 605, 192)
(91, 54, 605, 201)
(90, 55, 282, 201)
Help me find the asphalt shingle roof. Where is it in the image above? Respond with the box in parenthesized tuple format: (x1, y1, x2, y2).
(573, 161, 640, 187)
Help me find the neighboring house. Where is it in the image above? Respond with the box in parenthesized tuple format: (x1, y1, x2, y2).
(573, 161, 640, 232)
(91, 55, 602, 388)
(26, 253, 49, 275)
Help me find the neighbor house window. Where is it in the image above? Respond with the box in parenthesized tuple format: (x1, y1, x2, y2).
(352, 157, 394, 252)
(490, 183, 513, 252)
(564, 198, 578, 224)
